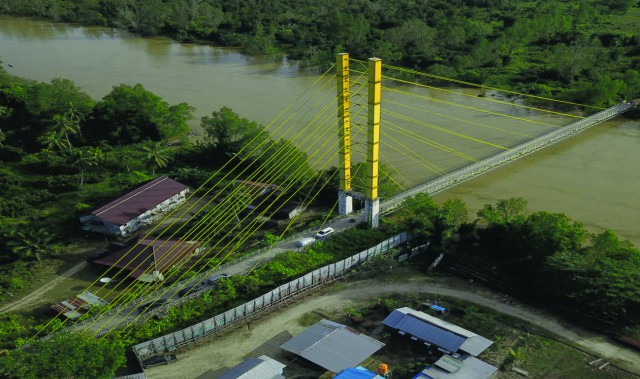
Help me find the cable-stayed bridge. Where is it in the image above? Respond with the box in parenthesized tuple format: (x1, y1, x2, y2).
(26, 55, 638, 343)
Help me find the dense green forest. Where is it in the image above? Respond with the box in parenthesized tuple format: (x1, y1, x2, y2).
(2, 0, 640, 106)
(398, 194, 640, 329)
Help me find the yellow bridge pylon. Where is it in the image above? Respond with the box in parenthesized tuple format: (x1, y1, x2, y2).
(337, 54, 381, 228)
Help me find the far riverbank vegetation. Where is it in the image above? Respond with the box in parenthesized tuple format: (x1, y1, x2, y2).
(2, 0, 640, 107)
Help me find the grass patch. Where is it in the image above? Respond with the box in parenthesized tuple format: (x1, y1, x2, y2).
(513, 334, 632, 378)
(297, 311, 324, 327)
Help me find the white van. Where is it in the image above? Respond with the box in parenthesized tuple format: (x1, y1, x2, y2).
(315, 227, 335, 239)
(296, 237, 316, 247)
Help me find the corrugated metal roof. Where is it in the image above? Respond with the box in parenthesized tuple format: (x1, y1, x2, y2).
(433, 355, 463, 373)
(420, 356, 498, 379)
(280, 320, 385, 373)
(458, 336, 494, 357)
(218, 355, 285, 379)
(91, 176, 188, 225)
(94, 238, 199, 278)
(383, 310, 465, 352)
(384, 308, 493, 356)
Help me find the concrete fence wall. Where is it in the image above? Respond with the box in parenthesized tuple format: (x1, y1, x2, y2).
(132, 232, 409, 361)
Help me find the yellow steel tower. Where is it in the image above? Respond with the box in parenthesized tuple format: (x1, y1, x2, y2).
(337, 53, 353, 215)
(365, 57, 381, 228)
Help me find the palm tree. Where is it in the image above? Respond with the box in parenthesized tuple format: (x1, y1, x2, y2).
(6, 228, 56, 263)
(50, 103, 84, 154)
(71, 147, 103, 186)
(40, 130, 70, 153)
(142, 141, 170, 177)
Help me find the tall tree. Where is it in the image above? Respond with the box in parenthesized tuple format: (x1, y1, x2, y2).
(142, 141, 170, 177)
(201, 106, 267, 157)
(86, 83, 193, 145)
(71, 146, 103, 186)
(477, 197, 528, 225)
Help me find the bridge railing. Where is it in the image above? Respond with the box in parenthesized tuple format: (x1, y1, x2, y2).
(381, 102, 636, 212)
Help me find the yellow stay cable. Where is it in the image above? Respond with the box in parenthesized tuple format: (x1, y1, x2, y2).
(383, 120, 480, 163)
(349, 58, 605, 110)
(380, 74, 584, 119)
(384, 109, 510, 150)
(87, 82, 352, 332)
(33, 67, 340, 341)
(85, 102, 344, 334)
(384, 99, 536, 139)
(382, 85, 558, 127)
(107, 126, 342, 333)
(380, 128, 449, 176)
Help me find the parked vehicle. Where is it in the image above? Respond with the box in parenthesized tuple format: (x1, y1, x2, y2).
(315, 227, 335, 239)
(137, 299, 168, 314)
(206, 273, 231, 285)
(296, 237, 316, 247)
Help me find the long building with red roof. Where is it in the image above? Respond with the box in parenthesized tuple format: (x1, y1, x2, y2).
(79, 176, 189, 237)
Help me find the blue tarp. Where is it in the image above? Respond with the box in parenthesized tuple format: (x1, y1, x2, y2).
(335, 367, 379, 379)
(431, 305, 446, 313)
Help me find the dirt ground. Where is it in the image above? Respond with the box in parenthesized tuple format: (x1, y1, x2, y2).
(0, 241, 106, 314)
(145, 272, 640, 379)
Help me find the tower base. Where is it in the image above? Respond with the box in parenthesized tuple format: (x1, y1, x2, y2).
(338, 191, 353, 215)
(364, 198, 380, 228)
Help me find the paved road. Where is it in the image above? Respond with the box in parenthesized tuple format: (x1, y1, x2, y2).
(77, 214, 363, 335)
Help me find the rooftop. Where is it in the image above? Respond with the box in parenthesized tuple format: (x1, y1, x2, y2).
(218, 355, 285, 379)
(280, 319, 385, 373)
(90, 176, 188, 226)
(418, 355, 498, 379)
(93, 237, 200, 280)
(383, 308, 493, 356)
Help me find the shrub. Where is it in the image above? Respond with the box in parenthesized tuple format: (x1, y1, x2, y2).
(75, 203, 92, 212)
(7, 277, 24, 290)
(0, 145, 24, 162)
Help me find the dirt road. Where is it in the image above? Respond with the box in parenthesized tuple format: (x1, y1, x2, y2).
(0, 261, 88, 314)
(145, 275, 640, 379)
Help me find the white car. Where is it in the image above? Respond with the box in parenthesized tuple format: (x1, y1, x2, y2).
(315, 227, 335, 239)
(296, 237, 316, 247)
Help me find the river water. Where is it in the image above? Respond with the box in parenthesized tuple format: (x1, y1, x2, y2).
(1, 16, 638, 246)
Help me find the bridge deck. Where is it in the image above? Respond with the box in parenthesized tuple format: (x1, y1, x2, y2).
(382, 100, 638, 212)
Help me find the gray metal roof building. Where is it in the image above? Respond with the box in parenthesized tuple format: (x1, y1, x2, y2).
(417, 355, 498, 379)
(217, 355, 285, 379)
(280, 319, 385, 373)
(382, 308, 493, 356)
